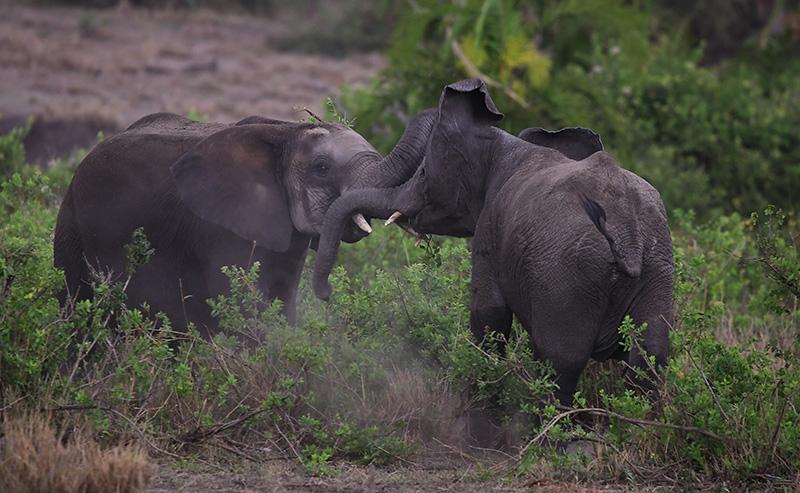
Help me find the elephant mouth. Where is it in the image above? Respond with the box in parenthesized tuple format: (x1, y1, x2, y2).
(384, 211, 430, 243)
(339, 214, 372, 243)
(388, 206, 474, 239)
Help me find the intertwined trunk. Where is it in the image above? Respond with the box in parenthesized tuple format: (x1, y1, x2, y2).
(312, 182, 422, 300)
(313, 109, 436, 299)
(351, 109, 436, 189)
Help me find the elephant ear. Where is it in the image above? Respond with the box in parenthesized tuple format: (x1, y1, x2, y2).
(518, 127, 603, 161)
(438, 79, 504, 126)
(170, 125, 294, 252)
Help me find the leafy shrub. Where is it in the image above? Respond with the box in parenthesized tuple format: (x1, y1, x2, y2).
(0, 125, 27, 178)
(0, 171, 67, 395)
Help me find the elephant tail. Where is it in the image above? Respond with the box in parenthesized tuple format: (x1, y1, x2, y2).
(579, 194, 642, 278)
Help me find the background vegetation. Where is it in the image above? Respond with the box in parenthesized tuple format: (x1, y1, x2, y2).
(2, 0, 800, 490)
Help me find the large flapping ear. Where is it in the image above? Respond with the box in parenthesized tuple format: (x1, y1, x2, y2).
(438, 79, 504, 125)
(170, 125, 294, 252)
(518, 127, 603, 161)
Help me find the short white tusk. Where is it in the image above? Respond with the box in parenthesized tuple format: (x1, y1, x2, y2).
(385, 211, 403, 226)
(353, 213, 372, 234)
(402, 223, 420, 237)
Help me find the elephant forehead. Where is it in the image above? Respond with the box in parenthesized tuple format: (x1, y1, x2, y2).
(321, 129, 378, 160)
(304, 127, 331, 136)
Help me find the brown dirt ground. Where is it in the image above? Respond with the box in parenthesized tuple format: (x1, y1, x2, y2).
(146, 459, 637, 493)
(0, 1, 383, 162)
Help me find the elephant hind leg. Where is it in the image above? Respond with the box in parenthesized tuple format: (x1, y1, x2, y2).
(625, 271, 673, 399)
(540, 344, 593, 407)
(469, 253, 513, 352)
(528, 294, 606, 406)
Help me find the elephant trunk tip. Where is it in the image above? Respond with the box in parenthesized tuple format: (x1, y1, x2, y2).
(313, 276, 332, 302)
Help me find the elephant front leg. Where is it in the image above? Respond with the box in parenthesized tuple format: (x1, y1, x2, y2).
(259, 233, 311, 326)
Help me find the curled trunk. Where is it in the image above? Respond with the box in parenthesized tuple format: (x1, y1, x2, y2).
(352, 109, 436, 189)
(313, 185, 418, 300)
(315, 109, 436, 300)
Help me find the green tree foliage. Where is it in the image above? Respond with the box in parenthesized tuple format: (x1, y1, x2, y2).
(341, 0, 800, 216)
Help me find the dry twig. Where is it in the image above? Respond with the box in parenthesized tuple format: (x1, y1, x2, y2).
(512, 406, 724, 465)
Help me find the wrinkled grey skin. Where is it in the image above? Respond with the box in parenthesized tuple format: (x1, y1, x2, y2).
(313, 80, 673, 405)
(54, 111, 435, 335)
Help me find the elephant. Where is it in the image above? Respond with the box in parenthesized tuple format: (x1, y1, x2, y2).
(54, 110, 437, 336)
(517, 126, 603, 161)
(311, 79, 674, 406)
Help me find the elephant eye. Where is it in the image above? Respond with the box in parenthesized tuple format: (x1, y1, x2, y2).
(312, 159, 330, 177)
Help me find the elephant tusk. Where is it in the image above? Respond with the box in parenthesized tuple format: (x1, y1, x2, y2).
(398, 222, 420, 237)
(385, 211, 403, 226)
(352, 213, 372, 234)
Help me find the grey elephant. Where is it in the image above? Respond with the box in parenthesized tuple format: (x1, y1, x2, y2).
(312, 79, 674, 405)
(54, 111, 434, 335)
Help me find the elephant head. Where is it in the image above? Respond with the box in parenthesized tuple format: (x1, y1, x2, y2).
(169, 110, 437, 252)
(311, 79, 503, 298)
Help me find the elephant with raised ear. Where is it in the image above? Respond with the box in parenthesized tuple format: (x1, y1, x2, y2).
(313, 79, 674, 406)
(54, 109, 436, 336)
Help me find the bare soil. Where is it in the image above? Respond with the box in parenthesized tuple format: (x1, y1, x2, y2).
(0, 1, 383, 162)
(147, 459, 634, 493)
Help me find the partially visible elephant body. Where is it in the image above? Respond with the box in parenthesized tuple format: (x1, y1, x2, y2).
(55, 114, 308, 333)
(473, 149, 673, 403)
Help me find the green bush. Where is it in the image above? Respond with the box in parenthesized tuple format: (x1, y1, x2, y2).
(0, 170, 67, 395)
(0, 126, 27, 178)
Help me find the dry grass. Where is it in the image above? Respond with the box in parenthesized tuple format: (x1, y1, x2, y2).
(374, 367, 470, 443)
(0, 413, 151, 493)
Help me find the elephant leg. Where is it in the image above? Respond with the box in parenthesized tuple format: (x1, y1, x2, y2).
(528, 318, 593, 406)
(259, 233, 310, 326)
(466, 253, 513, 446)
(469, 254, 512, 351)
(626, 268, 673, 398)
(528, 292, 604, 407)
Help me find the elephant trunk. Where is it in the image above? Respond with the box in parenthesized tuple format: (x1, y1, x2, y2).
(353, 108, 436, 189)
(316, 109, 435, 299)
(313, 185, 420, 300)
